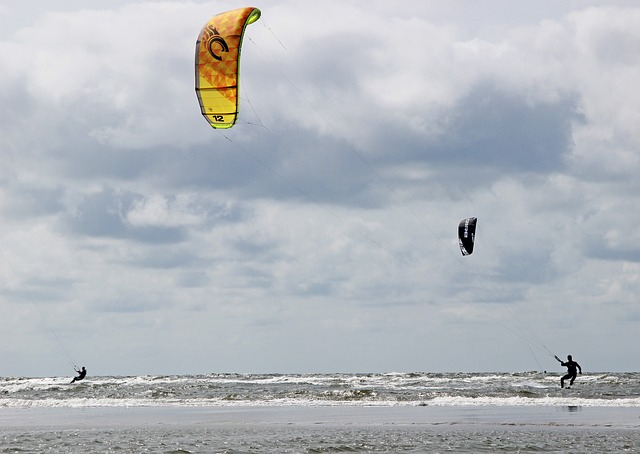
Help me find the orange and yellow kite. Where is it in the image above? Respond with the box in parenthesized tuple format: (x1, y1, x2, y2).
(195, 7, 261, 129)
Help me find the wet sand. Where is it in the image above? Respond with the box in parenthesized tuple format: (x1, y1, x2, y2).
(2, 405, 639, 430)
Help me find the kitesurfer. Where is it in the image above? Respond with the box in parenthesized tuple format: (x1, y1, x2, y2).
(70, 366, 87, 384)
(555, 355, 581, 388)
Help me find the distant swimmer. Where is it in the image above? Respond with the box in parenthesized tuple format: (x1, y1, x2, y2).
(70, 366, 87, 384)
(555, 355, 581, 388)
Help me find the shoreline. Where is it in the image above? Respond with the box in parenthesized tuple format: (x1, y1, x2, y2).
(2, 405, 639, 430)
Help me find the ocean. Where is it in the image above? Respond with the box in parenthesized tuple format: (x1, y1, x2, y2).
(1, 372, 639, 452)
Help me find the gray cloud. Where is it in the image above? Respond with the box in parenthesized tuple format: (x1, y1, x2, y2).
(432, 83, 581, 173)
(66, 188, 185, 243)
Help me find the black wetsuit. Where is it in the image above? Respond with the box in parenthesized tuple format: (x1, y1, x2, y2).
(71, 368, 87, 384)
(560, 360, 580, 388)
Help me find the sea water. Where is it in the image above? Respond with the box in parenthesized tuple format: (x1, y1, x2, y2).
(1, 372, 639, 452)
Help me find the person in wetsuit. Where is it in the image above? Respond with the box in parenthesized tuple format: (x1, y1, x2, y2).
(555, 355, 581, 388)
(70, 366, 87, 384)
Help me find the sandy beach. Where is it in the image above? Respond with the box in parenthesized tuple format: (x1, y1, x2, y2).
(2, 404, 639, 429)
(2, 405, 640, 452)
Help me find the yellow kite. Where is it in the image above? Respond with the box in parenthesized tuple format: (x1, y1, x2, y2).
(195, 7, 261, 129)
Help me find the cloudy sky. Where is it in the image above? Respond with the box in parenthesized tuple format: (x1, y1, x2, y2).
(2, 0, 640, 377)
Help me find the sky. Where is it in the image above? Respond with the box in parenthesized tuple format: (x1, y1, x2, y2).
(1, 0, 640, 377)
